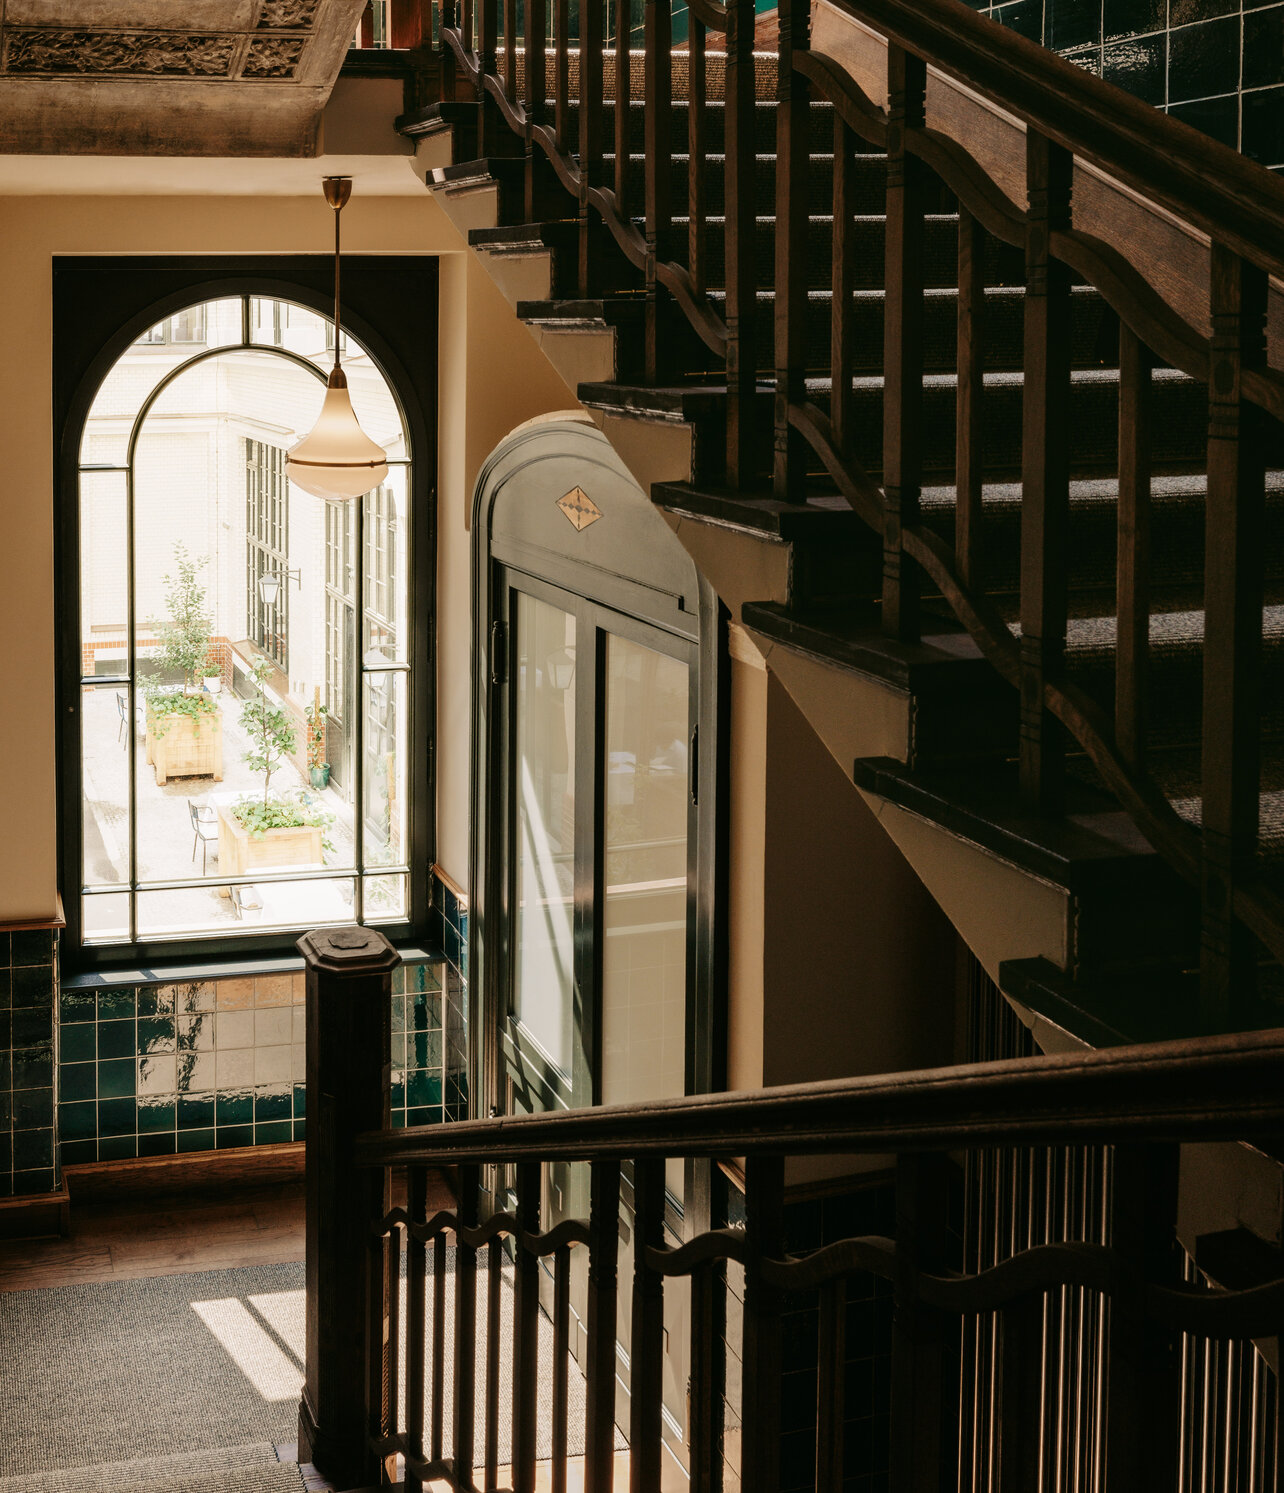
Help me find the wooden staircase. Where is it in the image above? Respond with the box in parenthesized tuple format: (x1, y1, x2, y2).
(400, 0, 1284, 1051)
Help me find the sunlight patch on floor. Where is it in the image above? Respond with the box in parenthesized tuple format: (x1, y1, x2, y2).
(192, 1293, 305, 1402)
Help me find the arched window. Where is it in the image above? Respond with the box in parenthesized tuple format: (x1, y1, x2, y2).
(69, 292, 423, 962)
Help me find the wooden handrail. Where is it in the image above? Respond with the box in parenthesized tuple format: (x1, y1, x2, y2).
(357, 1025, 1284, 1168)
(829, 0, 1284, 280)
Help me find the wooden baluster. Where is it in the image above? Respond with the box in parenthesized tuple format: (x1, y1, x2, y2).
(525, 0, 547, 220)
(890, 1151, 952, 1489)
(578, 0, 604, 296)
(741, 1155, 784, 1493)
(554, 0, 568, 143)
(629, 1158, 666, 1493)
(687, 20, 705, 300)
(298, 928, 398, 1491)
(882, 46, 927, 640)
(1116, 322, 1153, 769)
(463, 0, 474, 54)
(956, 207, 985, 589)
(1019, 131, 1073, 812)
(478, 0, 500, 154)
(437, 0, 459, 103)
(585, 1159, 620, 1493)
(452, 1164, 480, 1488)
(688, 1255, 725, 1493)
(774, 0, 811, 501)
(831, 114, 857, 456)
(551, 1245, 571, 1493)
(614, 0, 630, 213)
(503, 0, 517, 99)
(1201, 244, 1268, 1022)
(723, 0, 758, 487)
(405, 1169, 427, 1492)
(644, 0, 673, 379)
(431, 1233, 447, 1462)
(484, 1234, 501, 1488)
(999, 1292, 1045, 1492)
(1104, 1144, 1181, 1490)
(364, 1232, 389, 1483)
(383, 1224, 401, 1485)
(511, 1164, 541, 1493)
(816, 1277, 848, 1491)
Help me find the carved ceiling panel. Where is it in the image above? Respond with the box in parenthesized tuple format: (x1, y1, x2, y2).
(0, 0, 366, 153)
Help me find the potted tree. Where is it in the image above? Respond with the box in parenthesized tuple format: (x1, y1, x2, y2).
(144, 545, 223, 785)
(217, 657, 331, 881)
(305, 690, 330, 790)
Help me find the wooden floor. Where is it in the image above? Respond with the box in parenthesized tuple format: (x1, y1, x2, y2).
(0, 1180, 307, 1292)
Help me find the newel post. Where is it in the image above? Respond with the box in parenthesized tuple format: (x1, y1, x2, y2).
(297, 925, 401, 1489)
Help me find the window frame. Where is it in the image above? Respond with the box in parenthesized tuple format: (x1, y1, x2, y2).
(54, 259, 437, 978)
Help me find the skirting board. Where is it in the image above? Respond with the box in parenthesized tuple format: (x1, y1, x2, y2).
(63, 1141, 305, 1202)
(0, 1184, 71, 1240)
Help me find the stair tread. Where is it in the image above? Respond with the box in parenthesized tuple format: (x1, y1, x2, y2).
(0, 1443, 301, 1493)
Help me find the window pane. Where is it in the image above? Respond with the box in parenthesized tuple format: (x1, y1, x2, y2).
(81, 684, 132, 887)
(600, 636, 689, 1110)
(362, 670, 407, 867)
(79, 470, 128, 673)
(136, 876, 354, 938)
(365, 873, 407, 921)
(363, 472, 407, 664)
(513, 594, 576, 1075)
(82, 891, 130, 944)
(80, 299, 242, 466)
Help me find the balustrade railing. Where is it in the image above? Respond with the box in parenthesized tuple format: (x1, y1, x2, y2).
(300, 932, 1284, 1492)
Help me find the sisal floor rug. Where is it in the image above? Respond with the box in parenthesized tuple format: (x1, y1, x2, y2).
(0, 1252, 618, 1485)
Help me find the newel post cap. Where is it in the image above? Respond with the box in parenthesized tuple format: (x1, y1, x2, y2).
(297, 924, 402, 977)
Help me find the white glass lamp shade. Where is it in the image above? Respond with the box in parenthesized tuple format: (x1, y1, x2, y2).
(286, 367, 388, 500)
(257, 571, 281, 606)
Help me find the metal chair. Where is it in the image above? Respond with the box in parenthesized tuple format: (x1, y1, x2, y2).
(230, 883, 263, 920)
(115, 692, 129, 745)
(188, 800, 218, 875)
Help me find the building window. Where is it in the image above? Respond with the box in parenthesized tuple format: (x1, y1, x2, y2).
(71, 292, 417, 961)
(245, 439, 289, 668)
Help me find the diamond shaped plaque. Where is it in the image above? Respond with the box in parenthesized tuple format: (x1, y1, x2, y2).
(557, 486, 601, 531)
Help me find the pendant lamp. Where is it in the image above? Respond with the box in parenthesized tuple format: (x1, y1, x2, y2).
(286, 177, 389, 500)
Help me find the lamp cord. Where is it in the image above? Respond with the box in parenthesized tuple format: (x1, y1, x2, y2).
(333, 199, 342, 370)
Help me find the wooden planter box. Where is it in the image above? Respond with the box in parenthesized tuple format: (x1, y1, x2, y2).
(216, 803, 323, 884)
(145, 709, 223, 785)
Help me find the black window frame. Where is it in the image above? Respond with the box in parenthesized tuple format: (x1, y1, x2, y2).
(54, 256, 437, 979)
(245, 438, 290, 669)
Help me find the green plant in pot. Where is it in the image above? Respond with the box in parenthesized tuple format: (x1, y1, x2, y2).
(304, 692, 330, 790)
(143, 544, 223, 785)
(219, 658, 332, 880)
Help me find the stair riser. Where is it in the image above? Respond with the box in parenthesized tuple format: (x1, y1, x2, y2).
(657, 218, 1025, 293)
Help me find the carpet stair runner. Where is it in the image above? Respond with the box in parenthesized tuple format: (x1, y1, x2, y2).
(0, 1443, 304, 1493)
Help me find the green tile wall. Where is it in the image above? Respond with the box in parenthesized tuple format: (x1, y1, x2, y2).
(1, 927, 59, 1196)
(57, 959, 447, 1165)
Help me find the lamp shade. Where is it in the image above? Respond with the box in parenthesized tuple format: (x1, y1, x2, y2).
(286, 366, 388, 500)
(257, 571, 281, 606)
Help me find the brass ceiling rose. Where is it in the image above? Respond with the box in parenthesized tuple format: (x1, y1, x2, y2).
(556, 486, 601, 531)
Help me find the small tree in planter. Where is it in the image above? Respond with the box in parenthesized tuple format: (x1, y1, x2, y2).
(218, 658, 332, 880)
(304, 690, 330, 790)
(143, 544, 223, 785)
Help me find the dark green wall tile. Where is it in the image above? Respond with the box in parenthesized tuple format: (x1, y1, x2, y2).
(98, 1020, 135, 1061)
(1104, 0, 1165, 36)
(139, 1132, 177, 1157)
(14, 1166, 57, 1193)
(138, 1098, 176, 1133)
(61, 1139, 97, 1165)
(1104, 33, 1167, 99)
(13, 1129, 53, 1170)
(217, 1090, 253, 1126)
(1169, 0, 1238, 22)
(60, 991, 95, 1023)
(58, 1100, 97, 1142)
(13, 1050, 53, 1091)
(98, 1136, 138, 1162)
(59, 1022, 95, 1064)
(12, 1008, 51, 1048)
(1243, 85, 1284, 160)
(98, 1098, 136, 1138)
(254, 1120, 292, 1144)
(12, 966, 53, 1007)
(255, 1087, 291, 1122)
(292, 1118, 306, 1141)
(293, 1083, 306, 1117)
(1243, 5, 1284, 87)
(178, 1095, 215, 1129)
(138, 1017, 176, 1055)
(407, 1105, 444, 1128)
(138, 988, 176, 1018)
(1169, 92, 1239, 145)
(178, 1127, 215, 1152)
(216, 1124, 253, 1149)
(98, 990, 137, 1021)
(11, 930, 55, 966)
(1168, 16, 1240, 101)
(13, 1088, 52, 1129)
(98, 1058, 136, 1099)
(60, 1062, 96, 1102)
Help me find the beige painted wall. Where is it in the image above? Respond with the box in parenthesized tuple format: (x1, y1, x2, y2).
(0, 187, 577, 922)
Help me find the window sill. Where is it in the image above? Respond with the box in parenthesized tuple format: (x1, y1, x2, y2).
(61, 941, 444, 991)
